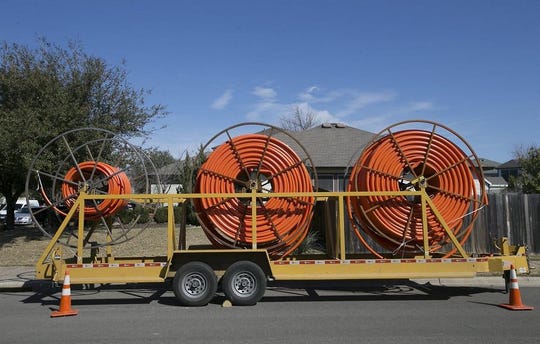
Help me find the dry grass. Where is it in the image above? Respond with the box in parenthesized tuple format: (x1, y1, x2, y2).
(0, 224, 211, 266)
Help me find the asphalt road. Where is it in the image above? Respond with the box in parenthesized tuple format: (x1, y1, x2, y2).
(1, 281, 539, 344)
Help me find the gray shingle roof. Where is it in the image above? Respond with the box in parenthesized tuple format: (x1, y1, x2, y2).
(498, 159, 521, 169)
(485, 176, 509, 187)
(473, 158, 501, 169)
(272, 123, 376, 169)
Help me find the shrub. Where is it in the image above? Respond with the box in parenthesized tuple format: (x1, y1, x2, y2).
(117, 204, 150, 224)
(154, 206, 184, 224)
(293, 230, 324, 255)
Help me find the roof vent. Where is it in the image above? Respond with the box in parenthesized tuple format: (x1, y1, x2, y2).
(321, 123, 346, 128)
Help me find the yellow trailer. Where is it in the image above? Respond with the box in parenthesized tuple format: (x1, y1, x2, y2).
(29, 122, 531, 307)
(36, 189, 530, 307)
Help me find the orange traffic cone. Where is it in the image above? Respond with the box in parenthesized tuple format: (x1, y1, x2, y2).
(499, 265, 534, 311)
(51, 270, 78, 317)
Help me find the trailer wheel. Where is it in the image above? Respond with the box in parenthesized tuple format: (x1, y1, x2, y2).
(173, 262, 217, 306)
(222, 261, 267, 306)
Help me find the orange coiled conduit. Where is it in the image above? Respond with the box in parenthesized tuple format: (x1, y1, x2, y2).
(61, 161, 132, 220)
(347, 129, 482, 258)
(194, 134, 315, 258)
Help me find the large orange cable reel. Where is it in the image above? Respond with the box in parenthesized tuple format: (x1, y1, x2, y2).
(347, 125, 484, 258)
(26, 127, 159, 248)
(194, 133, 315, 258)
(61, 161, 132, 219)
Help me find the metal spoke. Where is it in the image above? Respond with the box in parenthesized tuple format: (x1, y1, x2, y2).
(198, 167, 247, 187)
(387, 128, 418, 179)
(233, 204, 249, 245)
(256, 199, 283, 241)
(255, 130, 274, 182)
(225, 129, 251, 180)
(62, 135, 87, 185)
(425, 155, 471, 182)
(265, 159, 305, 182)
(420, 124, 437, 177)
(428, 185, 479, 204)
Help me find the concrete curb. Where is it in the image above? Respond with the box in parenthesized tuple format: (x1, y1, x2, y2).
(0, 266, 44, 291)
(412, 276, 540, 288)
(0, 280, 52, 292)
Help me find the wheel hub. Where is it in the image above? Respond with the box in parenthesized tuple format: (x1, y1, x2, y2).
(184, 274, 206, 295)
(234, 273, 255, 295)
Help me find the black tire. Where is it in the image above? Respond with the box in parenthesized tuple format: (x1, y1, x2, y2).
(172, 262, 217, 306)
(222, 261, 267, 306)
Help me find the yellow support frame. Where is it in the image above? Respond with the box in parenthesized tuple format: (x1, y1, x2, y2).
(35, 188, 530, 284)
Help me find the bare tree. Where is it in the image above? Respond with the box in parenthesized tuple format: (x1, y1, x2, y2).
(279, 106, 318, 131)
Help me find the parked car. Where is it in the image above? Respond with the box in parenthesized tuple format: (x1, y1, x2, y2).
(0, 199, 40, 224)
(15, 204, 52, 226)
(14, 206, 33, 225)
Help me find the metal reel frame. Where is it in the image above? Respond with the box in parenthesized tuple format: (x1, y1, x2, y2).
(346, 120, 488, 258)
(25, 127, 162, 249)
(193, 122, 319, 258)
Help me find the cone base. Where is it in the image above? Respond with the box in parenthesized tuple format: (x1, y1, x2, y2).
(51, 309, 78, 318)
(499, 303, 534, 311)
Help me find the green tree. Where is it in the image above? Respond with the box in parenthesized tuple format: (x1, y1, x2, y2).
(178, 145, 207, 224)
(0, 38, 166, 229)
(144, 147, 178, 188)
(179, 144, 207, 193)
(145, 148, 177, 169)
(511, 145, 540, 194)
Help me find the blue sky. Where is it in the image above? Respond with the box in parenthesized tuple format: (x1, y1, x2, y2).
(1, 0, 539, 163)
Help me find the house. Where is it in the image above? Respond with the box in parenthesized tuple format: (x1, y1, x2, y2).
(271, 123, 375, 191)
(473, 158, 508, 193)
(484, 176, 509, 193)
(474, 158, 500, 176)
(150, 160, 182, 201)
(497, 159, 521, 182)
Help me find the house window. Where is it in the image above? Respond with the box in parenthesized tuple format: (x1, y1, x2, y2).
(318, 175, 334, 191)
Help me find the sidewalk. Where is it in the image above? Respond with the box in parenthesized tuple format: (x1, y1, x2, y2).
(0, 266, 49, 290)
(1, 265, 540, 291)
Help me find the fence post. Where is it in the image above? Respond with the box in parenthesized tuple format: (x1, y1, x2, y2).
(504, 194, 511, 242)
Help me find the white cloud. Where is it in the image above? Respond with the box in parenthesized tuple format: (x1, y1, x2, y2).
(252, 86, 277, 100)
(349, 116, 393, 133)
(243, 85, 435, 131)
(298, 86, 319, 101)
(302, 89, 344, 104)
(246, 86, 281, 120)
(211, 89, 233, 110)
(336, 91, 396, 117)
(347, 101, 434, 132)
(246, 101, 286, 121)
(396, 101, 434, 114)
(312, 109, 339, 124)
(292, 102, 340, 125)
(297, 89, 396, 112)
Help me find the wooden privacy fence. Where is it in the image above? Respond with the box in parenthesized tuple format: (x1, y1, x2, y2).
(337, 193, 540, 256)
(467, 193, 540, 255)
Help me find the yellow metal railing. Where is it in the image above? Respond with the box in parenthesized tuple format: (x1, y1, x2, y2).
(37, 187, 472, 270)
